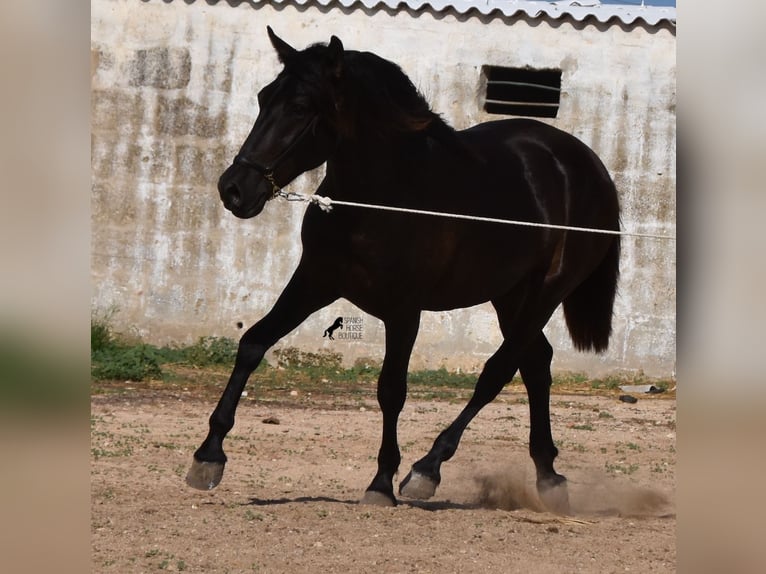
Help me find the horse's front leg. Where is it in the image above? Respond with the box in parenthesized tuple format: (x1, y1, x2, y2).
(360, 313, 420, 507)
(186, 268, 337, 490)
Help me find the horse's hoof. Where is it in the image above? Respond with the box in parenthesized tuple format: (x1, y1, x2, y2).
(538, 477, 571, 515)
(360, 490, 396, 507)
(185, 459, 225, 491)
(399, 471, 438, 500)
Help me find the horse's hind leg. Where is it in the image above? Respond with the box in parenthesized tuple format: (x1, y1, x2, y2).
(361, 313, 420, 506)
(399, 286, 563, 504)
(520, 332, 570, 515)
(399, 338, 519, 500)
(186, 269, 337, 491)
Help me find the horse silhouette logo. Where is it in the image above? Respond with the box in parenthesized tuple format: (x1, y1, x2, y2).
(323, 316, 344, 340)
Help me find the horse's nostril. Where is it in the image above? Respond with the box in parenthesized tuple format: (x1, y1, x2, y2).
(221, 182, 241, 207)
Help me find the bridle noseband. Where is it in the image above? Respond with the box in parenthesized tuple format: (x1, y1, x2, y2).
(233, 115, 319, 200)
(232, 155, 282, 198)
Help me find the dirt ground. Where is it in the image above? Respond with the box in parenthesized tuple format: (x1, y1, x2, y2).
(91, 381, 675, 573)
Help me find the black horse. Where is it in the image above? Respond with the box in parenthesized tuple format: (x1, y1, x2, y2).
(323, 316, 344, 340)
(187, 28, 620, 512)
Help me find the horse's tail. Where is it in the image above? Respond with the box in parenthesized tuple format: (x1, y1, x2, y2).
(562, 235, 620, 353)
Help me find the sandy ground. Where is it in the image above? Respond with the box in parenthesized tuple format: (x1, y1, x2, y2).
(91, 383, 675, 573)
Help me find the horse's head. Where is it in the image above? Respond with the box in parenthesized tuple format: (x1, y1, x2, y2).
(218, 27, 344, 219)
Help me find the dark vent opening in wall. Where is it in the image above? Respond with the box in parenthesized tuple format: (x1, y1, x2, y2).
(482, 66, 562, 118)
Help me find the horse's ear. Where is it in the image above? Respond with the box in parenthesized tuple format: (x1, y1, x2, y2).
(327, 35, 344, 79)
(267, 26, 297, 63)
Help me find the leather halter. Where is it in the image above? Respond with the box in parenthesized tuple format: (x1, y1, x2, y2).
(233, 115, 318, 199)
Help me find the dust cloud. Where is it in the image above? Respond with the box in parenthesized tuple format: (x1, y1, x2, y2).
(473, 467, 673, 518)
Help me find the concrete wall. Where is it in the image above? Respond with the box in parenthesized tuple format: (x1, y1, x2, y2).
(91, 0, 676, 377)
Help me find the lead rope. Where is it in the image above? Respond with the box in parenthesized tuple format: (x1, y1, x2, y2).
(273, 190, 676, 241)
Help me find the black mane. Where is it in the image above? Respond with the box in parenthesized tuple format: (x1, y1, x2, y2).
(341, 50, 449, 136)
(293, 43, 457, 145)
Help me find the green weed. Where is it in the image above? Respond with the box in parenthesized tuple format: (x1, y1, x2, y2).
(589, 376, 624, 390)
(551, 372, 590, 386)
(91, 311, 115, 353)
(167, 336, 238, 367)
(90, 313, 675, 398)
(91, 344, 163, 381)
(90, 313, 238, 381)
(408, 367, 477, 389)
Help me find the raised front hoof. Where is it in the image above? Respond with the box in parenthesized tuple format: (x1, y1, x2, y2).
(360, 489, 397, 507)
(537, 475, 571, 516)
(399, 471, 438, 500)
(185, 458, 225, 491)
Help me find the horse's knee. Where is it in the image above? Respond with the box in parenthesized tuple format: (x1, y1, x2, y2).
(376, 378, 406, 413)
(520, 335, 553, 381)
(537, 336, 553, 364)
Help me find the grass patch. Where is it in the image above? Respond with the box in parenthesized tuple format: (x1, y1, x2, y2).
(408, 367, 478, 389)
(588, 375, 625, 391)
(551, 372, 590, 386)
(91, 314, 675, 402)
(91, 312, 238, 381)
(588, 372, 673, 392)
(91, 343, 164, 381)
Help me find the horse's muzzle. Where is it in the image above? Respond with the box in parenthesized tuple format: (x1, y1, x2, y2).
(218, 180, 267, 219)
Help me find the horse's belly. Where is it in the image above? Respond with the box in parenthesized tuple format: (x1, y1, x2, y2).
(343, 238, 537, 314)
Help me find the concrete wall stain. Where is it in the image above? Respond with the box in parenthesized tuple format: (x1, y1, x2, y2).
(155, 94, 228, 138)
(129, 47, 192, 89)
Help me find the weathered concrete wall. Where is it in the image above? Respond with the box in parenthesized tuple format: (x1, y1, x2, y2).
(91, 0, 676, 377)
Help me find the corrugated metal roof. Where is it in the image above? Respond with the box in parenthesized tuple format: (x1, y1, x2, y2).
(266, 0, 676, 27)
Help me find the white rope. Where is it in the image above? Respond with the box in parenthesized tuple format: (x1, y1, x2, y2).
(275, 190, 676, 241)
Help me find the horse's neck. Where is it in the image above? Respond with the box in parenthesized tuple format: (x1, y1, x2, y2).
(327, 135, 425, 199)
(338, 132, 422, 160)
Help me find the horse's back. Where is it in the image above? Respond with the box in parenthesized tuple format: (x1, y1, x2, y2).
(460, 118, 610, 178)
(457, 118, 618, 220)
